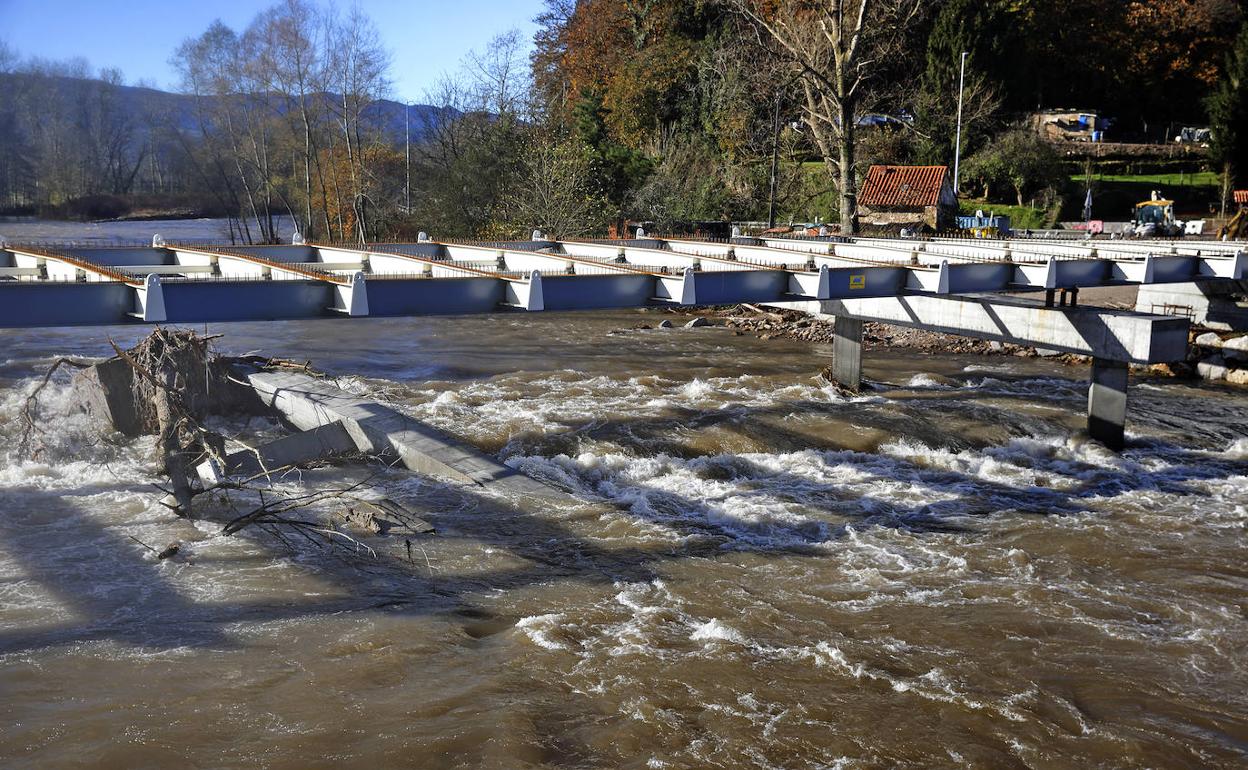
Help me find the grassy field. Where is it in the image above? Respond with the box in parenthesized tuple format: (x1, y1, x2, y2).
(1074, 171, 1219, 187)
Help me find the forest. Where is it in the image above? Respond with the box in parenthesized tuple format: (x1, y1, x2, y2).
(0, 0, 1246, 240)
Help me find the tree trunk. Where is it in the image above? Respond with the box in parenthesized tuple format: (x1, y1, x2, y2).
(838, 96, 857, 235)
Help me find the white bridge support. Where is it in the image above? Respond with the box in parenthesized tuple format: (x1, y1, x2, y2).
(246, 368, 570, 499)
(777, 294, 1190, 449)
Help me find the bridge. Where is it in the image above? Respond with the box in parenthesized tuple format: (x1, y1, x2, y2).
(2, 233, 1245, 450)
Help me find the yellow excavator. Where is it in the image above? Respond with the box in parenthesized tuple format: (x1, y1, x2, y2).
(1220, 192, 1247, 240)
(1222, 209, 1247, 240)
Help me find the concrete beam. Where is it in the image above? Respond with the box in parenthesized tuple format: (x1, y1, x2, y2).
(1135, 279, 1248, 331)
(245, 369, 570, 500)
(775, 293, 1189, 364)
(831, 316, 864, 392)
(1088, 359, 1129, 450)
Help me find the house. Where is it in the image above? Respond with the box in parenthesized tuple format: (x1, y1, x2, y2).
(857, 165, 958, 231)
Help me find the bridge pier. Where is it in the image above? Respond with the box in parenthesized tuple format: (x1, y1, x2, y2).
(1088, 358, 1129, 451)
(831, 316, 864, 392)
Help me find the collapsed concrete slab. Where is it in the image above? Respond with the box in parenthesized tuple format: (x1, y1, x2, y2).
(242, 368, 570, 500)
(73, 357, 146, 436)
(196, 422, 357, 489)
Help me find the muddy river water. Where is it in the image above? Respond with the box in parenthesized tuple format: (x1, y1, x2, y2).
(0, 307, 1246, 769)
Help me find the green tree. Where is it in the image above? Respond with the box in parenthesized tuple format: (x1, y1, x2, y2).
(914, 0, 1007, 166)
(1206, 23, 1248, 199)
(572, 88, 651, 222)
(963, 131, 1062, 206)
(498, 133, 609, 239)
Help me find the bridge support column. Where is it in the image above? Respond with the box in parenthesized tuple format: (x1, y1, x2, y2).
(1088, 358, 1129, 451)
(831, 316, 864, 392)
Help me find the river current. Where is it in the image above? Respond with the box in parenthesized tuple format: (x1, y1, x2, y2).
(0, 311, 1246, 769)
(0, 221, 1246, 768)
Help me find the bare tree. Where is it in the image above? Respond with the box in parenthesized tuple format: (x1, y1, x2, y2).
(730, 0, 925, 234)
(324, 7, 391, 242)
(502, 134, 608, 238)
(247, 0, 326, 238)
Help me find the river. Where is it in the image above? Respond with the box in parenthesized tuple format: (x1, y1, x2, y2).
(0, 221, 1246, 768)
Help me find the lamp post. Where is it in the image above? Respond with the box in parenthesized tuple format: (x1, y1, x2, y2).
(767, 89, 782, 229)
(953, 51, 968, 194)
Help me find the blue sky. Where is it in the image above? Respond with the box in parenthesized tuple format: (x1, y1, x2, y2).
(0, 0, 545, 102)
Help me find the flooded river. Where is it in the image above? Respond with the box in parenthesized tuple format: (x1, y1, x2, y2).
(1, 312, 1246, 769)
(0, 220, 1246, 768)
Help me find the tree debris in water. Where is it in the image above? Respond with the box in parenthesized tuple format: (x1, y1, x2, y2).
(23, 328, 434, 561)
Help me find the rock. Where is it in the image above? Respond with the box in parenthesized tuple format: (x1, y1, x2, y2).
(1147, 362, 1192, 378)
(1228, 369, 1248, 386)
(1223, 335, 1248, 353)
(1198, 355, 1229, 381)
(1035, 348, 1061, 357)
(685, 317, 711, 328)
(157, 542, 181, 560)
(658, 320, 674, 329)
(1194, 332, 1223, 348)
(72, 358, 144, 436)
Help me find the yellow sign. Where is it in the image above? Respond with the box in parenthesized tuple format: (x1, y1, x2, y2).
(849, 274, 866, 290)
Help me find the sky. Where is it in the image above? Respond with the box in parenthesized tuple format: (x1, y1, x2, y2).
(0, 0, 545, 103)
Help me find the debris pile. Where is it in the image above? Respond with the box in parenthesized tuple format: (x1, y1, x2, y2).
(22, 329, 434, 558)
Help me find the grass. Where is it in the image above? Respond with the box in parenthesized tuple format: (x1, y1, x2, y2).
(1067, 170, 1221, 219)
(957, 200, 1048, 230)
(1071, 171, 1219, 187)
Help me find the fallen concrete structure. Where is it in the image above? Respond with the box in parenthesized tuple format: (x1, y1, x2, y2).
(244, 369, 567, 500)
(196, 422, 357, 489)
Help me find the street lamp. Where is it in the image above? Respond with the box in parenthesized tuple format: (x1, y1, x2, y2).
(953, 51, 968, 194)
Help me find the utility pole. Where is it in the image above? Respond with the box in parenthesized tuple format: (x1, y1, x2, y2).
(953, 51, 968, 194)
(405, 102, 411, 214)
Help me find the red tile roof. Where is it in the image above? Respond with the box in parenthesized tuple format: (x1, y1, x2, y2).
(859, 165, 950, 208)
(1234, 190, 1248, 204)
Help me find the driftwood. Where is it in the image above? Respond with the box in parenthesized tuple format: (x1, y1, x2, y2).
(19, 357, 93, 456)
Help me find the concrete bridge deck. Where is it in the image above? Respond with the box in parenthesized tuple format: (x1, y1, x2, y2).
(1, 233, 1245, 450)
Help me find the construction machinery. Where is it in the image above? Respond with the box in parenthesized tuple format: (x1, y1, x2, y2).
(1221, 208, 1247, 240)
(1131, 192, 1181, 238)
(1220, 191, 1248, 240)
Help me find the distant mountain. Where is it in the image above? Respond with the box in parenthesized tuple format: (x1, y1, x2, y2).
(0, 72, 461, 144)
